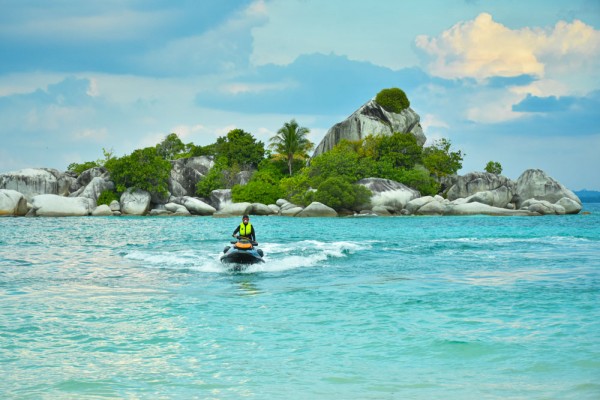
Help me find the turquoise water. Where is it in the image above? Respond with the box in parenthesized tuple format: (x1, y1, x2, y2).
(1, 205, 599, 399)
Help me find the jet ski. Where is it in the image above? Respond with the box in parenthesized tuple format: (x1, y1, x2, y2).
(220, 236, 264, 266)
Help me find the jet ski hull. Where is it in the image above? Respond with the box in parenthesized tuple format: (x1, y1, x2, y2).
(220, 248, 264, 264)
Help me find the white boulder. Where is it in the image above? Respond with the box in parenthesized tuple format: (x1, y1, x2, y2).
(31, 194, 93, 217)
(0, 189, 28, 216)
(295, 202, 338, 217)
(120, 189, 151, 215)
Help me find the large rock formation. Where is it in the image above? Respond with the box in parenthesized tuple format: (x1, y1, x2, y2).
(0, 189, 28, 216)
(30, 194, 93, 217)
(446, 172, 515, 204)
(312, 99, 426, 157)
(515, 169, 581, 211)
(120, 189, 151, 215)
(169, 156, 214, 197)
(356, 178, 420, 214)
(0, 168, 59, 201)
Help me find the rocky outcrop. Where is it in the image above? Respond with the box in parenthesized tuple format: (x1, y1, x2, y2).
(312, 99, 427, 157)
(251, 203, 275, 215)
(177, 196, 216, 216)
(446, 172, 515, 205)
(515, 169, 582, 212)
(72, 176, 115, 208)
(210, 189, 232, 210)
(0, 189, 28, 216)
(213, 202, 252, 217)
(0, 168, 59, 201)
(296, 202, 338, 217)
(404, 196, 538, 216)
(92, 204, 113, 216)
(120, 189, 151, 215)
(356, 178, 420, 214)
(30, 194, 93, 217)
(276, 199, 303, 217)
(169, 156, 214, 197)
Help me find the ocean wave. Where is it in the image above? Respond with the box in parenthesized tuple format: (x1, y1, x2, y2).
(124, 239, 371, 274)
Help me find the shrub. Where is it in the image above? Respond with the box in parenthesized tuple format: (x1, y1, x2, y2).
(104, 147, 171, 196)
(231, 163, 284, 204)
(67, 161, 100, 175)
(375, 88, 410, 113)
(314, 176, 372, 211)
(97, 190, 119, 206)
(422, 138, 464, 178)
(485, 161, 503, 175)
(396, 168, 440, 196)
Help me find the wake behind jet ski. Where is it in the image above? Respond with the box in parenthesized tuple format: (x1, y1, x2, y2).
(220, 236, 264, 265)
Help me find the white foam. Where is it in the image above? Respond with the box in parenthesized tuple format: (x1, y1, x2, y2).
(124, 239, 372, 274)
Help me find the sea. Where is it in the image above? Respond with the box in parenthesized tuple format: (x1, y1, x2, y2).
(1, 204, 599, 399)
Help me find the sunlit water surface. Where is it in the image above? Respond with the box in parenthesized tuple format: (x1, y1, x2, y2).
(1, 205, 599, 399)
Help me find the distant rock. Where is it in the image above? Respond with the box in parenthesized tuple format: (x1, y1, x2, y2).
(179, 196, 216, 215)
(213, 202, 252, 217)
(276, 199, 304, 216)
(312, 99, 426, 157)
(0, 189, 28, 216)
(169, 156, 214, 197)
(446, 172, 515, 207)
(210, 189, 232, 210)
(120, 189, 151, 215)
(31, 194, 93, 217)
(357, 178, 420, 213)
(296, 202, 338, 217)
(251, 203, 275, 216)
(515, 169, 582, 213)
(91, 204, 113, 216)
(0, 168, 59, 201)
(73, 176, 115, 208)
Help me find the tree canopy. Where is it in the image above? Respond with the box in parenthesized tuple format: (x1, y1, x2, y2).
(269, 119, 314, 176)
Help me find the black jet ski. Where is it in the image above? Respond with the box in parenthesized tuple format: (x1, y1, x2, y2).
(220, 236, 264, 265)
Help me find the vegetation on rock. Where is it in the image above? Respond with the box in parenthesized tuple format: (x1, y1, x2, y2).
(71, 88, 469, 211)
(485, 161, 503, 175)
(375, 87, 410, 113)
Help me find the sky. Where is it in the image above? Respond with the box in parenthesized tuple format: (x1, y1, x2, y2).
(0, 0, 599, 190)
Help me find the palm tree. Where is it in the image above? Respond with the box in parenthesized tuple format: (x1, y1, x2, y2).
(269, 119, 314, 176)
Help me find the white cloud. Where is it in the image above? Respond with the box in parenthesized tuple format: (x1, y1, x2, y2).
(137, 1, 268, 75)
(416, 12, 600, 87)
(421, 113, 449, 130)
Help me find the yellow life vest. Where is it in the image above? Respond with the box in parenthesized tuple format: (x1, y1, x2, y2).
(239, 222, 252, 237)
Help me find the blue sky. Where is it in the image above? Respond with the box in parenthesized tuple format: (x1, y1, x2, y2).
(1, 0, 599, 190)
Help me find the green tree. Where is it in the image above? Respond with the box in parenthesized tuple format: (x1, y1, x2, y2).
(279, 170, 312, 206)
(484, 161, 503, 175)
(195, 157, 227, 198)
(269, 119, 314, 176)
(67, 161, 100, 174)
(67, 147, 114, 174)
(104, 147, 171, 196)
(314, 176, 372, 211)
(422, 138, 464, 178)
(363, 132, 422, 170)
(97, 189, 119, 206)
(308, 140, 375, 186)
(156, 133, 186, 160)
(375, 88, 410, 113)
(214, 128, 265, 169)
(395, 168, 440, 196)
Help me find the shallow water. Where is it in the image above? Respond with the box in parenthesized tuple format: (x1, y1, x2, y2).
(1, 205, 599, 399)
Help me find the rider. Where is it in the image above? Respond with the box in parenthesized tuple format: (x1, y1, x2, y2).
(232, 214, 256, 242)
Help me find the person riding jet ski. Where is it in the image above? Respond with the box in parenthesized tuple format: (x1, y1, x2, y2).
(232, 215, 256, 242)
